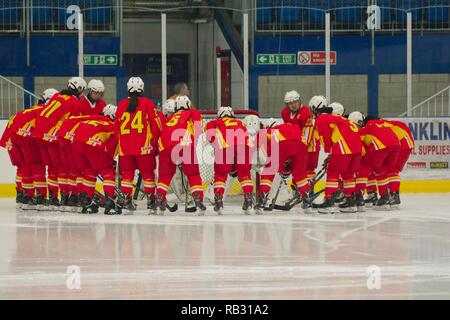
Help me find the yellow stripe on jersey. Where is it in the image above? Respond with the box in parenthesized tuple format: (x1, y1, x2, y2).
(216, 128, 229, 149)
(363, 134, 386, 150)
(331, 126, 352, 154)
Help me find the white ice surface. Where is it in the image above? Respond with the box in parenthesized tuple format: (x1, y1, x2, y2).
(0, 194, 450, 300)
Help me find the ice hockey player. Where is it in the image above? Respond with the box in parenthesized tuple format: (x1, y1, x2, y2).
(205, 106, 254, 215)
(77, 79, 107, 115)
(57, 112, 109, 212)
(72, 105, 118, 214)
(0, 88, 58, 209)
(162, 98, 176, 118)
(115, 77, 162, 215)
(255, 119, 312, 214)
(313, 99, 363, 213)
(281, 91, 319, 184)
(384, 118, 415, 207)
(330, 102, 346, 117)
(156, 95, 206, 215)
(33, 77, 86, 209)
(349, 112, 401, 210)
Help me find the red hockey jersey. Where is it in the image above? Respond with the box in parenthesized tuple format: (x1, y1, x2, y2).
(205, 116, 249, 149)
(159, 109, 203, 151)
(281, 105, 319, 152)
(58, 114, 106, 142)
(33, 93, 82, 142)
(359, 119, 400, 152)
(114, 97, 162, 156)
(385, 119, 414, 149)
(315, 113, 362, 155)
(259, 123, 307, 156)
(73, 116, 117, 158)
(76, 95, 106, 116)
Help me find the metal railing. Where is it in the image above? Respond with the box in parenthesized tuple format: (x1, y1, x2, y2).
(0, 0, 25, 33)
(0, 0, 118, 33)
(254, 1, 450, 33)
(31, 0, 118, 33)
(0, 75, 40, 119)
(399, 85, 450, 117)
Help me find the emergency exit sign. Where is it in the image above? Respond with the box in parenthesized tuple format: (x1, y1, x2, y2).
(83, 54, 118, 65)
(257, 54, 296, 65)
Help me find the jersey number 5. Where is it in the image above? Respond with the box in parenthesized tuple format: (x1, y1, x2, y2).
(120, 111, 144, 135)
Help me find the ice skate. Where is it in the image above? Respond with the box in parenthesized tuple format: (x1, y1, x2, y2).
(255, 192, 269, 215)
(155, 192, 167, 216)
(193, 193, 206, 216)
(213, 193, 224, 215)
(104, 196, 122, 215)
(242, 193, 254, 215)
(81, 194, 100, 214)
(147, 193, 157, 215)
(338, 194, 357, 213)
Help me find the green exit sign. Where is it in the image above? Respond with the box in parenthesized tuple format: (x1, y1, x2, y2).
(257, 54, 296, 65)
(83, 54, 118, 65)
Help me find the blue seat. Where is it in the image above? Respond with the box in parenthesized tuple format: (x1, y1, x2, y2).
(32, 6, 53, 27)
(0, 0, 20, 26)
(427, 6, 449, 22)
(280, 7, 302, 26)
(85, 7, 112, 25)
(256, 7, 273, 26)
(0, 8, 19, 26)
(335, 8, 362, 24)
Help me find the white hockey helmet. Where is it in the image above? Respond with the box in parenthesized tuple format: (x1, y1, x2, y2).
(330, 102, 345, 116)
(127, 77, 144, 93)
(217, 106, 234, 118)
(162, 99, 176, 116)
(309, 95, 328, 114)
(68, 77, 87, 94)
(284, 90, 300, 104)
(41, 88, 58, 102)
(243, 114, 261, 136)
(175, 95, 191, 111)
(265, 118, 278, 129)
(348, 111, 365, 126)
(103, 104, 117, 120)
(88, 79, 105, 93)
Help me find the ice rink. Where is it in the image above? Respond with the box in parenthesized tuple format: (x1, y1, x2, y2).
(0, 194, 449, 300)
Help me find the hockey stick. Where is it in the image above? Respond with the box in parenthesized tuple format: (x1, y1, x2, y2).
(272, 166, 327, 211)
(179, 166, 197, 212)
(263, 175, 286, 211)
(133, 172, 143, 200)
(97, 175, 178, 212)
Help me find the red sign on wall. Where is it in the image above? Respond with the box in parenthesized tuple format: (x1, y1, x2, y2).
(298, 51, 337, 65)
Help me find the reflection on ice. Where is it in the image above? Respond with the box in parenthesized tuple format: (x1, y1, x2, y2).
(0, 194, 449, 299)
